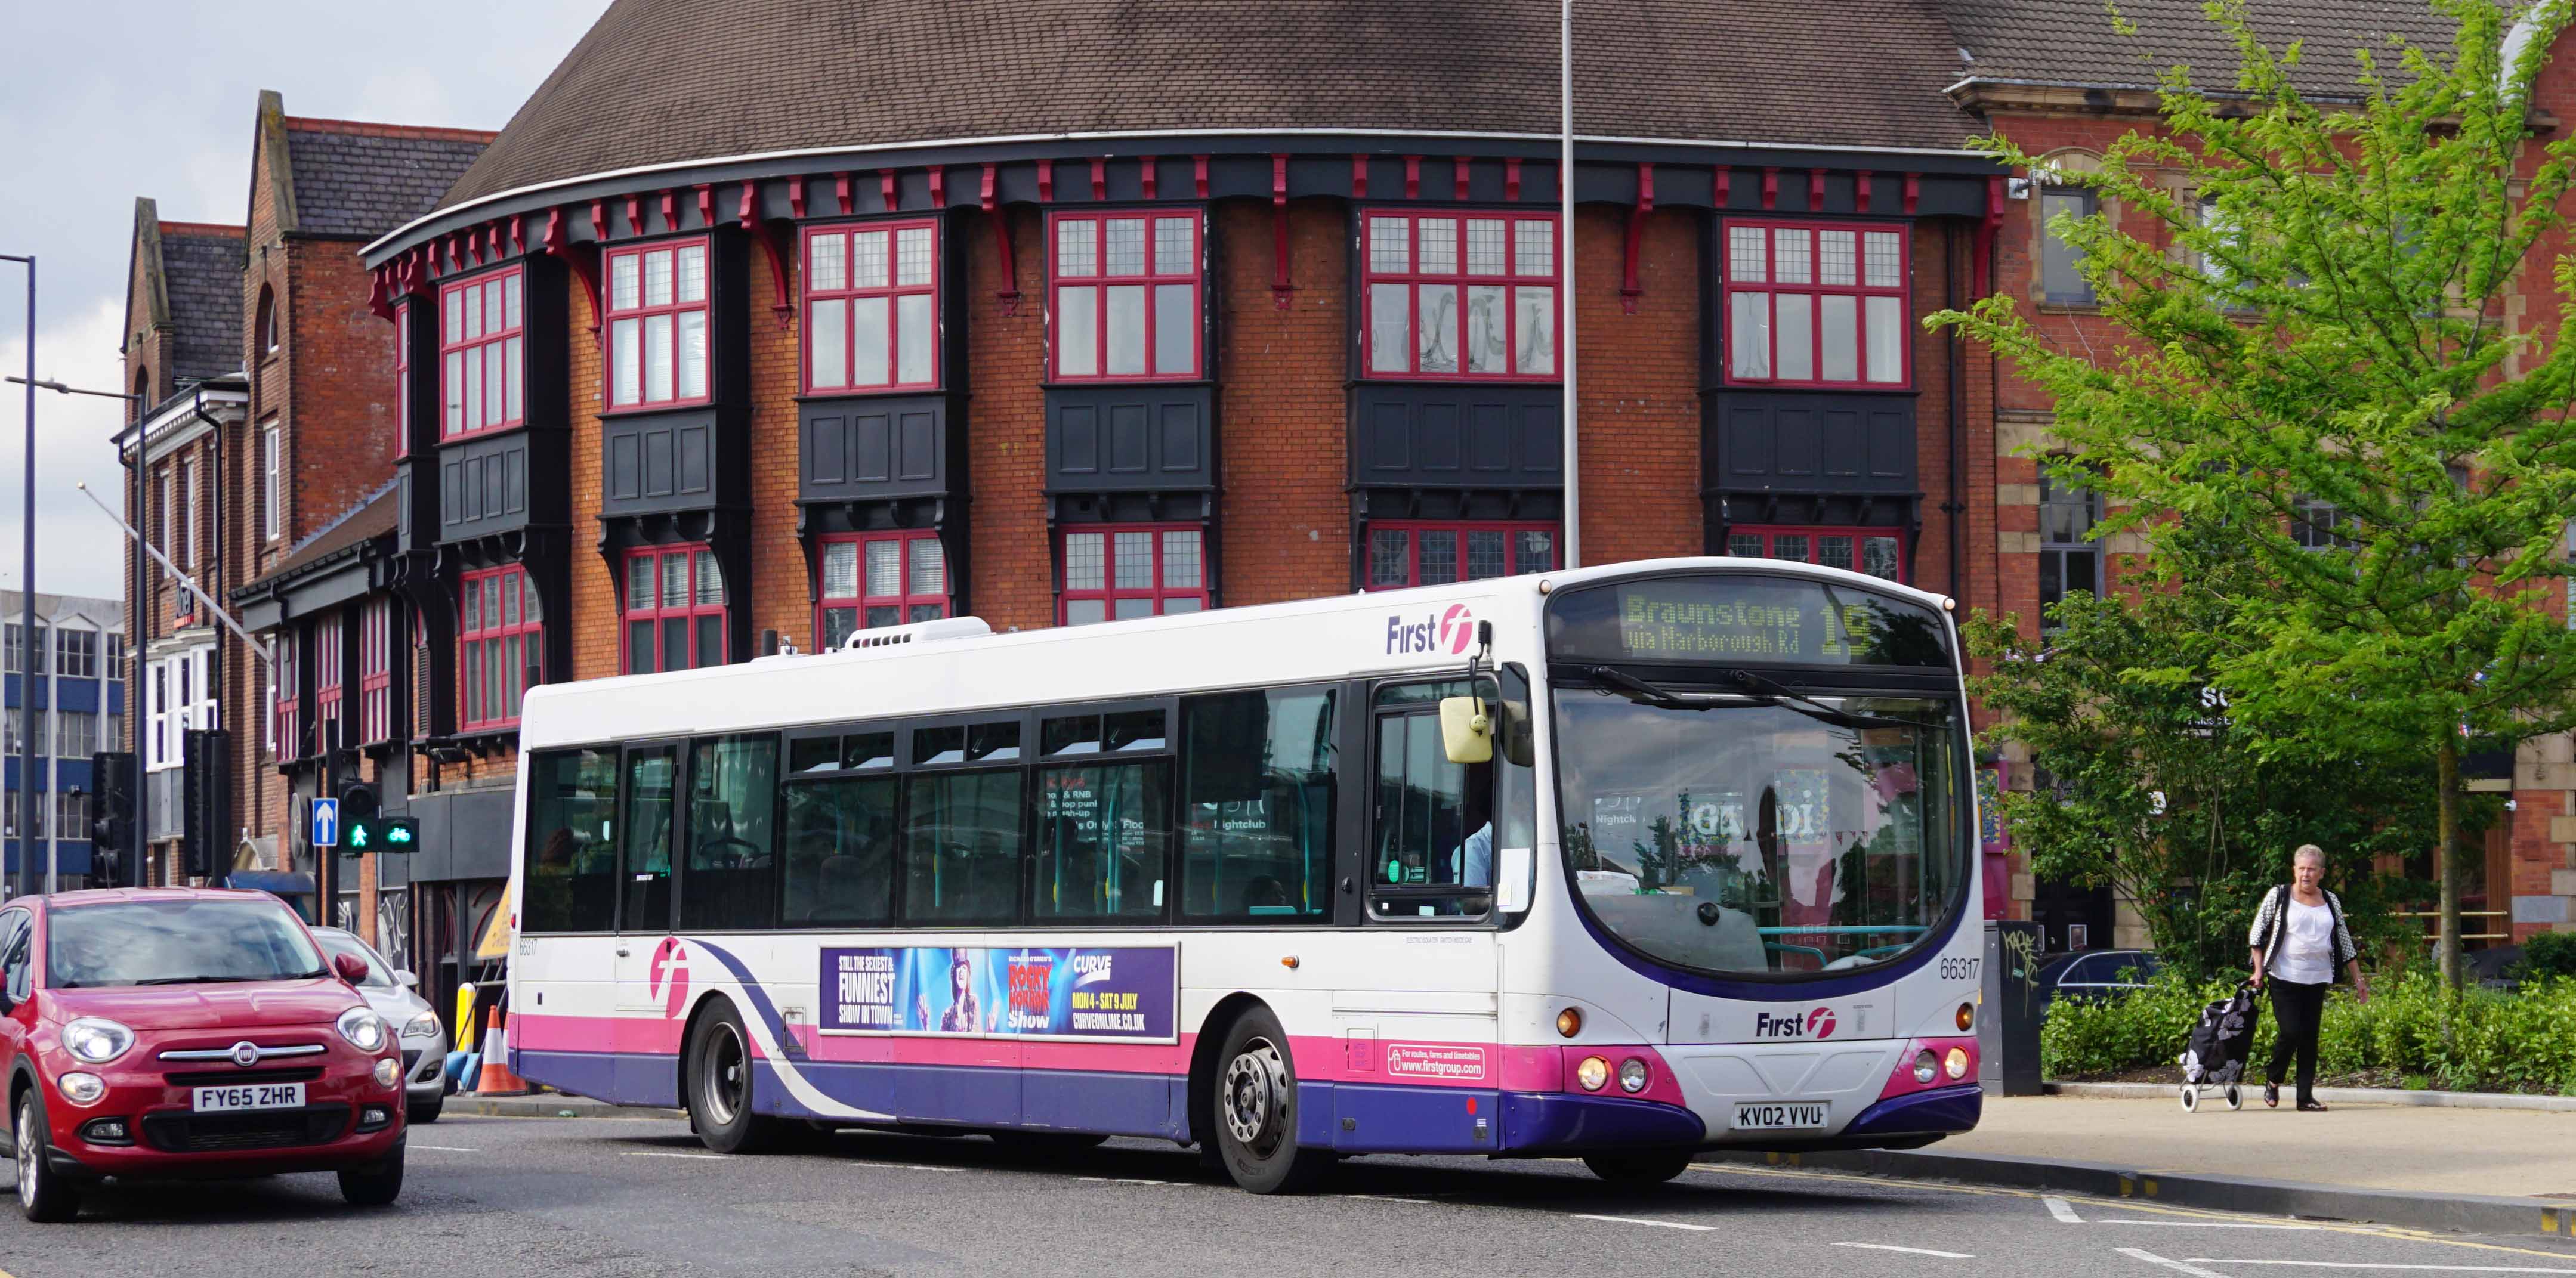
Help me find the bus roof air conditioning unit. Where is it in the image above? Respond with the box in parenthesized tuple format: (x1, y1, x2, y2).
(841, 617, 993, 652)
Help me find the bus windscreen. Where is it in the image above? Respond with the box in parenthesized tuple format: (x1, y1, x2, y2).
(1545, 573, 1950, 668)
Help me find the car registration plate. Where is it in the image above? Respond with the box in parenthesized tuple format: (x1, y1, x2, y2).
(1731, 1101, 1827, 1130)
(193, 1082, 305, 1112)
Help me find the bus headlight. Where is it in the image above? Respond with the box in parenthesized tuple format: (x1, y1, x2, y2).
(1912, 1050, 1938, 1085)
(1956, 1002, 1975, 1032)
(1576, 1056, 1609, 1091)
(1556, 1008, 1583, 1038)
(1945, 1047, 1970, 1080)
(1618, 1057, 1650, 1094)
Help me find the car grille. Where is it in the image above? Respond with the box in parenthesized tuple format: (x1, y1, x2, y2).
(140, 1104, 351, 1153)
(163, 1067, 325, 1087)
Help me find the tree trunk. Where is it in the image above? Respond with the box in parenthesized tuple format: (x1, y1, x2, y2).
(2438, 733, 2463, 991)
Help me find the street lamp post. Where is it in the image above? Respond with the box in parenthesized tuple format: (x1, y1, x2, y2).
(1, 253, 32, 900)
(1559, 0, 1580, 570)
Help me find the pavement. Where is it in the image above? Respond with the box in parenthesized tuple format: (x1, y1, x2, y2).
(10, 1112, 2576, 1278)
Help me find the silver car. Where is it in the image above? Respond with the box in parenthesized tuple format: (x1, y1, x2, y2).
(313, 927, 450, 1124)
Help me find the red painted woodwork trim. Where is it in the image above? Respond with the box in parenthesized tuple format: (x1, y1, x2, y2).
(1193, 155, 1209, 199)
(1975, 175, 2005, 296)
(1454, 156, 1471, 202)
(623, 196, 642, 237)
(659, 189, 677, 232)
(1716, 165, 1731, 206)
(881, 169, 898, 212)
(1622, 163, 1654, 313)
(1904, 173, 1920, 216)
(551, 205, 606, 333)
(1272, 153, 1295, 310)
(367, 266, 393, 321)
(836, 172, 851, 217)
(1091, 157, 1107, 202)
(928, 166, 945, 208)
(696, 185, 714, 230)
(739, 180, 795, 326)
(1808, 169, 1825, 211)
(1141, 156, 1157, 200)
(1037, 159, 1054, 203)
(1351, 154, 1367, 199)
(983, 165, 1021, 315)
(1857, 172, 1873, 211)
(1506, 158, 1522, 202)
(1762, 168, 1778, 211)
(589, 200, 606, 245)
(1404, 156, 1420, 200)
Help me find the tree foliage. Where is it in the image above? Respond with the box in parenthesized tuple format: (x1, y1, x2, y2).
(1966, 589, 2450, 979)
(1933, 0, 2576, 982)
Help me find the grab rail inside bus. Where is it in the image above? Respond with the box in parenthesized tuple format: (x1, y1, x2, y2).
(1753, 925, 1928, 936)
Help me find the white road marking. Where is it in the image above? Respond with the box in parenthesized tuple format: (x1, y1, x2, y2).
(410, 1144, 480, 1153)
(2046, 1196, 2084, 1223)
(2183, 1264, 2576, 1274)
(1574, 1214, 1719, 1231)
(2121, 1248, 2238, 1278)
(1079, 1176, 1172, 1186)
(1338, 1193, 1438, 1205)
(2101, 1220, 2326, 1231)
(622, 1150, 727, 1161)
(1837, 1243, 1975, 1259)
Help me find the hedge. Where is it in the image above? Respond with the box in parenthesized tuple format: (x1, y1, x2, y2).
(2041, 969, 2576, 1094)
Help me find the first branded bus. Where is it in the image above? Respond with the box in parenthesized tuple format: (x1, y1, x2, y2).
(504, 557, 1985, 1193)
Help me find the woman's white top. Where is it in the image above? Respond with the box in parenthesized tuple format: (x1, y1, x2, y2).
(2272, 899, 2336, 985)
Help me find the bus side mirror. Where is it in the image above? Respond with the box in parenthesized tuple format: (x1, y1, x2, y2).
(1439, 696, 1494, 765)
(1497, 699, 1534, 768)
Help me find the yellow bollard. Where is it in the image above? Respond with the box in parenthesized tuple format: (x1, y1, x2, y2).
(453, 982, 478, 1052)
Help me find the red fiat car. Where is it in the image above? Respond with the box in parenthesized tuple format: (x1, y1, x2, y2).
(0, 888, 407, 1221)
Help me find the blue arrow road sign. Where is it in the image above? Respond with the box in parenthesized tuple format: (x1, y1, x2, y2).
(312, 797, 339, 848)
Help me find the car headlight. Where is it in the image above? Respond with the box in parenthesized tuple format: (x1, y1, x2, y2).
(58, 1072, 107, 1106)
(63, 1017, 134, 1065)
(1576, 1055, 1610, 1091)
(401, 1012, 441, 1041)
(337, 1007, 390, 1053)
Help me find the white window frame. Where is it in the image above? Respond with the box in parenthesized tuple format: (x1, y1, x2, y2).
(262, 421, 282, 541)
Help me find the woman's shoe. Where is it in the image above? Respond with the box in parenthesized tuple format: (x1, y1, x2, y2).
(2264, 1084, 2279, 1108)
(2297, 1100, 2328, 1112)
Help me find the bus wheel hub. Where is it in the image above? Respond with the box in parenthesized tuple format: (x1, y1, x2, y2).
(1223, 1041, 1288, 1150)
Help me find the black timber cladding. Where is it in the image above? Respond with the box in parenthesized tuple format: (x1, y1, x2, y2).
(598, 232, 753, 524)
(1044, 386, 1215, 498)
(431, 255, 572, 546)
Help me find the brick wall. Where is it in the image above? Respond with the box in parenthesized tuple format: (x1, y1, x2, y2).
(1217, 199, 1349, 604)
(1572, 205, 1699, 568)
(964, 208, 1052, 632)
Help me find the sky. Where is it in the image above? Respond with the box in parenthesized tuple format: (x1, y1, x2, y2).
(0, 0, 610, 599)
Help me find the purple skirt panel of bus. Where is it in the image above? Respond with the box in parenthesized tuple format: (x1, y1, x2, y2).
(511, 936, 1974, 1153)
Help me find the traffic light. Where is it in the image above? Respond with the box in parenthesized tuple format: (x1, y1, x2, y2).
(336, 783, 413, 853)
(181, 730, 232, 880)
(88, 751, 137, 887)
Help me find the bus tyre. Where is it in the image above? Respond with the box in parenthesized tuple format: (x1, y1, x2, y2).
(1582, 1148, 1695, 1186)
(15, 1090, 81, 1223)
(1211, 1007, 1331, 1195)
(688, 1001, 787, 1154)
(338, 1149, 405, 1207)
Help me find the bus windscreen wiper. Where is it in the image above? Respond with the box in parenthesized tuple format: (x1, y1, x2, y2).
(1586, 665, 1937, 731)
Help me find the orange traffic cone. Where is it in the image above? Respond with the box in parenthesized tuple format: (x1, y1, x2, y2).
(474, 1007, 530, 1096)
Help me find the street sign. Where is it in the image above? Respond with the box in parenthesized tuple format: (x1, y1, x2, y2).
(312, 797, 339, 849)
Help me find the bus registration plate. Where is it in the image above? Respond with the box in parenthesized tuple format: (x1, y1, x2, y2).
(1731, 1101, 1826, 1131)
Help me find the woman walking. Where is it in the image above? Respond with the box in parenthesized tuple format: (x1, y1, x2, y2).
(2247, 844, 2371, 1110)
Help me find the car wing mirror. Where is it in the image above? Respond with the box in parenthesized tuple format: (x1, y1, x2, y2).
(333, 953, 370, 985)
(395, 969, 419, 988)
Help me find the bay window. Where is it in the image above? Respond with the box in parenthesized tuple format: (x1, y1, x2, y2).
(1363, 211, 1558, 379)
(1048, 211, 1202, 380)
(805, 221, 938, 392)
(1366, 521, 1556, 589)
(440, 267, 524, 438)
(360, 598, 393, 745)
(1722, 220, 1910, 387)
(314, 613, 345, 753)
(271, 642, 299, 764)
(1725, 527, 1905, 582)
(1060, 527, 1206, 624)
(606, 239, 710, 409)
(459, 565, 542, 731)
(623, 546, 727, 674)
(817, 531, 947, 649)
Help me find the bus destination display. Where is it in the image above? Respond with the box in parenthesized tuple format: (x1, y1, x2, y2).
(1546, 573, 1949, 668)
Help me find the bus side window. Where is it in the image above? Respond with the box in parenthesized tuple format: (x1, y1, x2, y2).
(1034, 759, 1169, 922)
(681, 734, 779, 932)
(1178, 687, 1334, 921)
(1369, 706, 1492, 919)
(522, 747, 620, 933)
(622, 746, 679, 933)
(782, 774, 898, 926)
(903, 769, 1022, 924)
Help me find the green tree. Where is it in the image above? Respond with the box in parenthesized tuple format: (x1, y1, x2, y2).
(1965, 587, 2443, 979)
(1933, 0, 2576, 985)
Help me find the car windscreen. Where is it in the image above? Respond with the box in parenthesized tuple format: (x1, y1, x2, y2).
(313, 930, 397, 988)
(48, 899, 329, 989)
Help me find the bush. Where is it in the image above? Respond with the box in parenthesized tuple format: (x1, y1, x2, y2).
(2041, 969, 2576, 1094)
(2520, 932, 2576, 983)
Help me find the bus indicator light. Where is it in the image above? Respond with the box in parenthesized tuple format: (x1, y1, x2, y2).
(1556, 1008, 1582, 1038)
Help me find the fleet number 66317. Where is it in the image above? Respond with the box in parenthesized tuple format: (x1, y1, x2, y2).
(1939, 957, 1980, 981)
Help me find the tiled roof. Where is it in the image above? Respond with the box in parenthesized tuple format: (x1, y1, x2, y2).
(252, 481, 399, 590)
(438, 0, 1984, 211)
(286, 120, 493, 239)
(159, 226, 246, 384)
(1942, 0, 2472, 96)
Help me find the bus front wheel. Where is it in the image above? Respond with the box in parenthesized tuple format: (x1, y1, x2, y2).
(1583, 1148, 1696, 1185)
(688, 999, 789, 1155)
(1210, 1007, 1332, 1195)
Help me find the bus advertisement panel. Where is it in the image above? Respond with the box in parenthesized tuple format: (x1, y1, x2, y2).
(820, 945, 1176, 1039)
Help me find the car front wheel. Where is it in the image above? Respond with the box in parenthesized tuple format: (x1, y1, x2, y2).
(15, 1091, 82, 1223)
(338, 1147, 405, 1207)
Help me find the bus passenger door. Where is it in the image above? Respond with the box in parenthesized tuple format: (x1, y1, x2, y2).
(612, 741, 685, 1106)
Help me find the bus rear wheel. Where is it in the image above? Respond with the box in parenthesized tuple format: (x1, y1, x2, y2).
(1583, 1148, 1696, 1185)
(1210, 1007, 1332, 1195)
(688, 1000, 790, 1154)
